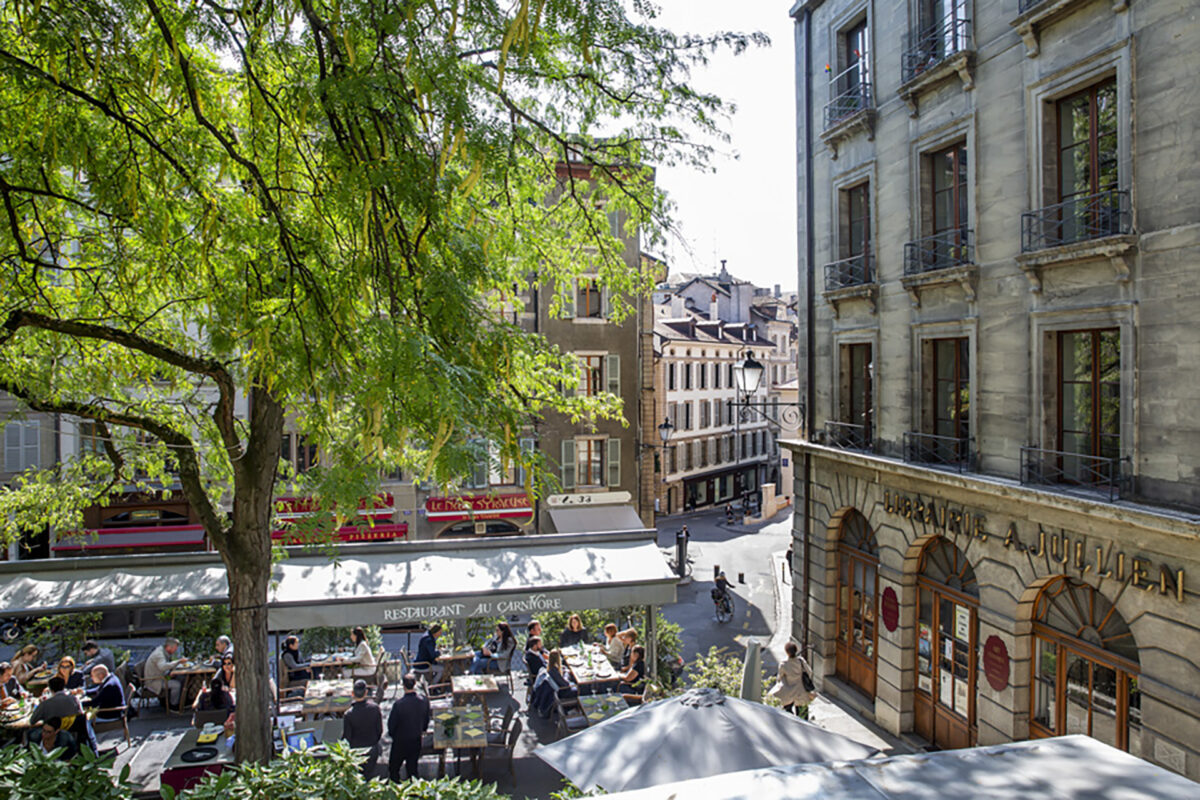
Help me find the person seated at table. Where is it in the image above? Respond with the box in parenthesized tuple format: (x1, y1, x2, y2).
(530, 649, 577, 718)
(214, 635, 234, 660)
(193, 676, 236, 721)
(348, 626, 377, 680)
(144, 637, 186, 707)
(31, 676, 95, 753)
(414, 624, 443, 683)
(617, 629, 639, 668)
(53, 655, 85, 691)
(524, 636, 548, 686)
(13, 645, 45, 686)
(342, 679, 383, 777)
(559, 615, 589, 648)
(28, 717, 76, 761)
(214, 653, 236, 692)
(469, 622, 516, 675)
(617, 645, 647, 695)
(603, 624, 626, 668)
(0, 661, 25, 706)
(525, 620, 542, 649)
(281, 634, 313, 683)
(82, 665, 125, 721)
(80, 641, 116, 678)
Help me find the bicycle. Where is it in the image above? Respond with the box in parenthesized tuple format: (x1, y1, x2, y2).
(712, 587, 734, 623)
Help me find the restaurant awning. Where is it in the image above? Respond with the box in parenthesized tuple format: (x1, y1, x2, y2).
(0, 531, 676, 631)
(547, 504, 647, 534)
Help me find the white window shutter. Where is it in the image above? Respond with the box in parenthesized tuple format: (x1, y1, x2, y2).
(606, 354, 620, 396)
(5, 424, 20, 472)
(607, 438, 620, 487)
(24, 420, 39, 469)
(602, 286, 613, 319)
(562, 439, 576, 489)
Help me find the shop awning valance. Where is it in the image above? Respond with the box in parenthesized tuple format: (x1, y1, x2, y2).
(547, 505, 648, 534)
(0, 531, 676, 630)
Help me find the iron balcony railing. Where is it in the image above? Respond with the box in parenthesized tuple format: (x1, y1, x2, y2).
(902, 13, 972, 84)
(904, 228, 974, 275)
(1018, 0, 1049, 13)
(824, 252, 874, 292)
(824, 62, 872, 129)
(903, 432, 973, 472)
(1020, 445, 1130, 502)
(1021, 189, 1131, 252)
(824, 421, 872, 452)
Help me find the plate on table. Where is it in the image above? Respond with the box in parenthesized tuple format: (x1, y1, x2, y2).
(311, 653, 329, 661)
(29, 669, 52, 681)
(180, 746, 219, 763)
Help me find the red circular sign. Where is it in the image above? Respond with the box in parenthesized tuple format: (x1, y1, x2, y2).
(880, 587, 899, 633)
(983, 635, 1010, 692)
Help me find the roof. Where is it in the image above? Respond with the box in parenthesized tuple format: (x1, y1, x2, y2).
(0, 531, 677, 630)
(597, 736, 1200, 800)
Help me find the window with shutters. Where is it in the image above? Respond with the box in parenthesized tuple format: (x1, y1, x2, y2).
(78, 421, 104, 459)
(668, 363, 676, 391)
(683, 441, 694, 470)
(4, 419, 41, 473)
(713, 363, 721, 389)
(668, 445, 677, 474)
(562, 439, 576, 488)
(698, 363, 707, 389)
(580, 355, 603, 396)
(465, 439, 490, 489)
(515, 437, 536, 487)
(607, 438, 621, 487)
(577, 438, 605, 486)
(700, 401, 710, 429)
(576, 278, 604, 318)
(684, 402, 693, 431)
(714, 399, 723, 428)
(684, 363, 693, 390)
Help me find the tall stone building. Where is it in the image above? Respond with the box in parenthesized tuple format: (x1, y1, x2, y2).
(786, 0, 1200, 779)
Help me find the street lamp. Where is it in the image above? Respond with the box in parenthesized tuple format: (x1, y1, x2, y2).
(727, 350, 804, 433)
(657, 416, 675, 445)
(732, 353, 766, 401)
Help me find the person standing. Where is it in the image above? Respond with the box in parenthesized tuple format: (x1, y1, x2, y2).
(767, 641, 817, 718)
(342, 679, 383, 777)
(387, 673, 430, 782)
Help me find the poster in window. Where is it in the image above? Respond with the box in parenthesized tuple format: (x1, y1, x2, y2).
(954, 680, 970, 716)
(918, 655, 931, 676)
(943, 637, 954, 660)
(918, 673, 932, 695)
(939, 670, 954, 708)
(955, 604, 971, 642)
(918, 623, 932, 659)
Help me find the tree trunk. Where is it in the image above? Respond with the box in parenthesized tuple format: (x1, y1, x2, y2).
(222, 386, 284, 763)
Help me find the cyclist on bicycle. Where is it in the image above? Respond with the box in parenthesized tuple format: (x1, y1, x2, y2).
(711, 572, 733, 621)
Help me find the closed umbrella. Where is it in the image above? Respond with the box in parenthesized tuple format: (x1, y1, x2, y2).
(739, 641, 762, 701)
(534, 688, 878, 793)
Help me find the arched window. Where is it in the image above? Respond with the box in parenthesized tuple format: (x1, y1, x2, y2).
(914, 537, 979, 749)
(835, 509, 878, 698)
(1031, 577, 1141, 754)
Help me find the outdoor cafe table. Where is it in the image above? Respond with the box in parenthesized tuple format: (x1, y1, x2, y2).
(300, 679, 355, 719)
(0, 698, 37, 743)
(431, 704, 489, 778)
(22, 667, 53, 695)
(577, 693, 629, 727)
(439, 646, 477, 677)
(309, 651, 357, 678)
(451, 674, 499, 712)
(170, 662, 218, 715)
(562, 645, 619, 689)
(160, 726, 236, 793)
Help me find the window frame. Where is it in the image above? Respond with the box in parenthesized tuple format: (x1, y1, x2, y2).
(1056, 328, 1120, 460)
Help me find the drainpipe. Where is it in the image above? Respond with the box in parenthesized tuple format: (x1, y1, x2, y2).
(797, 3, 816, 657)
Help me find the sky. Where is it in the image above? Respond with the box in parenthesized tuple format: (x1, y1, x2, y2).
(650, 1, 798, 293)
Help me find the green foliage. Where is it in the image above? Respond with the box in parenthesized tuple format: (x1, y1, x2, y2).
(680, 646, 779, 706)
(547, 780, 606, 799)
(157, 605, 230, 662)
(23, 612, 103, 663)
(0, 742, 134, 800)
(296, 626, 382, 658)
(166, 741, 508, 799)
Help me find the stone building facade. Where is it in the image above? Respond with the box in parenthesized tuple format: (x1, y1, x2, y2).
(786, 0, 1200, 780)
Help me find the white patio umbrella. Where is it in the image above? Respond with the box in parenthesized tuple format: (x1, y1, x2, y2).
(534, 688, 878, 793)
(739, 641, 762, 701)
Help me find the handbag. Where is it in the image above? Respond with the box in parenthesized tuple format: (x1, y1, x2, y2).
(801, 670, 816, 694)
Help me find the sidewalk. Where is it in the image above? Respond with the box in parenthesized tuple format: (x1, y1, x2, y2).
(767, 550, 918, 757)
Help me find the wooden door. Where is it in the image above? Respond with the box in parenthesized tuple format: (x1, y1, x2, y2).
(914, 582, 977, 749)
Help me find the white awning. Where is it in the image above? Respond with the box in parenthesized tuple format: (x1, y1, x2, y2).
(547, 504, 648, 534)
(0, 532, 676, 631)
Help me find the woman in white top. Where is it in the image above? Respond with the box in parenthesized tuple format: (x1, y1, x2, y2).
(603, 623, 626, 668)
(349, 626, 377, 679)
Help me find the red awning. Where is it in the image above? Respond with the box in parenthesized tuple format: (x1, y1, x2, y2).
(271, 522, 408, 544)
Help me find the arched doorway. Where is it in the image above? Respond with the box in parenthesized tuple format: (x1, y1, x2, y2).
(913, 537, 978, 750)
(835, 509, 878, 699)
(1030, 577, 1141, 754)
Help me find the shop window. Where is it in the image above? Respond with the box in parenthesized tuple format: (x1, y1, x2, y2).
(1030, 577, 1141, 754)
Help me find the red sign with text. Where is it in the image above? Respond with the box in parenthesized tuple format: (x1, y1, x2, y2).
(425, 493, 533, 521)
(983, 635, 1011, 692)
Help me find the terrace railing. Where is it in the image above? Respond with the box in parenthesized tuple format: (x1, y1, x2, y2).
(1021, 189, 1131, 252)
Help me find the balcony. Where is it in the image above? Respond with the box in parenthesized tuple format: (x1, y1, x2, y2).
(822, 253, 877, 316)
(1017, 189, 1136, 292)
(820, 64, 874, 159)
(901, 228, 977, 308)
(1012, 0, 1129, 58)
(1020, 445, 1129, 502)
(823, 421, 872, 453)
(899, 13, 974, 115)
(903, 432, 973, 473)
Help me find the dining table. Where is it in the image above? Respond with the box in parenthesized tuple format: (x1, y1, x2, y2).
(22, 667, 54, 696)
(577, 692, 630, 726)
(0, 697, 38, 745)
(430, 703, 489, 778)
(309, 651, 357, 678)
(299, 679, 355, 719)
(160, 726, 237, 792)
(450, 674, 499, 713)
(170, 661, 219, 715)
(438, 646, 477, 678)
(562, 644, 619, 690)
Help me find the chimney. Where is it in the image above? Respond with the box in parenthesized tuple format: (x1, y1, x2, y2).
(670, 293, 684, 317)
(709, 291, 720, 322)
(774, 284, 781, 298)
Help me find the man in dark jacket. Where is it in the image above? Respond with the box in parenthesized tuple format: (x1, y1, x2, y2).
(82, 665, 125, 721)
(31, 676, 95, 752)
(342, 679, 383, 777)
(524, 636, 548, 687)
(415, 624, 443, 683)
(387, 673, 430, 781)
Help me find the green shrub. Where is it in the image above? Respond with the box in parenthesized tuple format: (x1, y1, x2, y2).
(167, 742, 509, 799)
(156, 605, 230, 661)
(293, 625, 382, 658)
(0, 744, 133, 800)
(22, 611, 103, 663)
(682, 645, 780, 706)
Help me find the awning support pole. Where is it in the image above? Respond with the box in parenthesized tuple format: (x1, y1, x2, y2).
(646, 605, 658, 681)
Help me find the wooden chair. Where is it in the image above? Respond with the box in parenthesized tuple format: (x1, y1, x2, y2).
(553, 695, 588, 738)
(487, 703, 515, 743)
(278, 655, 306, 700)
(481, 718, 522, 780)
(485, 649, 516, 693)
(126, 661, 166, 711)
(91, 706, 131, 748)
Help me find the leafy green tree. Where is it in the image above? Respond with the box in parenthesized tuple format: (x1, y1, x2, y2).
(0, 746, 134, 800)
(0, 0, 757, 762)
(22, 611, 103, 663)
